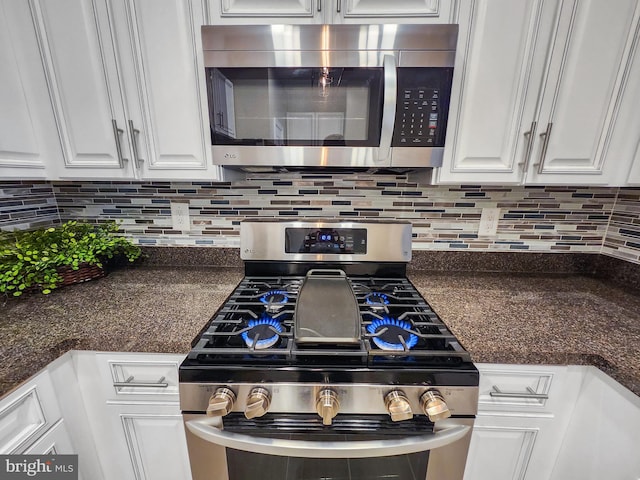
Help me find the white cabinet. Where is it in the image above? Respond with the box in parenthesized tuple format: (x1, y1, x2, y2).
(465, 364, 582, 480)
(205, 0, 456, 24)
(31, 0, 134, 179)
(466, 416, 557, 480)
(101, 404, 191, 480)
(108, 0, 218, 180)
(29, 0, 220, 180)
(439, 0, 640, 186)
(23, 420, 75, 455)
(439, 0, 555, 184)
(611, 26, 640, 185)
(76, 352, 191, 480)
(0, 0, 62, 180)
(627, 145, 640, 185)
(550, 367, 640, 480)
(0, 371, 63, 454)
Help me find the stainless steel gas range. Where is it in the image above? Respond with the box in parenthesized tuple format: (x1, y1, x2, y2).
(179, 220, 479, 480)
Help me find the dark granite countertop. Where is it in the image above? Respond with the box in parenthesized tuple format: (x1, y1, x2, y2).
(1, 266, 639, 398)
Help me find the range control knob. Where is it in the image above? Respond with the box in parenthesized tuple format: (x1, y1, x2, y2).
(245, 387, 271, 419)
(384, 390, 413, 422)
(420, 389, 451, 422)
(316, 389, 339, 426)
(206, 387, 236, 417)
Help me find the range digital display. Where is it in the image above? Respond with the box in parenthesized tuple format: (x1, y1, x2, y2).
(285, 228, 367, 254)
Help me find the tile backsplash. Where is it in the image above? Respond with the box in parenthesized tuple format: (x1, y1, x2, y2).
(603, 188, 640, 264)
(0, 181, 60, 231)
(2, 175, 640, 265)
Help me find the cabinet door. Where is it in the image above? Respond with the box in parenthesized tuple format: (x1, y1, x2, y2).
(437, 0, 558, 184)
(0, 371, 63, 455)
(328, 0, 456, 24)
(99, 404, 191, 480)
(526, 0, 640, 185)
(627, 144, 640, 185)
(465, 415, 562, 480)
(205, 0, 323, 24)
(0, 0, 61, 179)
(30, 0, 134, 179)
(607, 19, 640, 186)
(111, 0, 219, 179)
(22, 420, 74, 455)
(550, 368, 640, 480)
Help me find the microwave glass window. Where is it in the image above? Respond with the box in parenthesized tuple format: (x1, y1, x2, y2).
(207, 67, 384, 147)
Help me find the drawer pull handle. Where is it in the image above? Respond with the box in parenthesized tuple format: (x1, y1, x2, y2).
(114, 375, 169, 388)
(489, 386, 549, 400)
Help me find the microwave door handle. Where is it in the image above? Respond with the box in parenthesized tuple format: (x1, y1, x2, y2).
(186, 417, 469, 458)
(378, 54, 397, 162)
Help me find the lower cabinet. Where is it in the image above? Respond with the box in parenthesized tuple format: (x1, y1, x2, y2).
(98, 404, 191, 480)
(549, 367, 640, 480)
(466, 415, 559, 480)
(464, 364, 582, 480)
(76, 351, 191, 480)
(0, 370, 63, 454)
(22, 419, 75, 455)
(3, 353, 640, 480)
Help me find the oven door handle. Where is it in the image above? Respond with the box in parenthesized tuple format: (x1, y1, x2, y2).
(186, 417, 470, 458)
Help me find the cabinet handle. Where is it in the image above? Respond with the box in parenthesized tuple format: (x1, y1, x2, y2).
(113, 375, 169, 388)
(111, 119, 127, 167)
(489, 386, 549, 400)
(518, 121, 537, 172)
(128, 120, 143, 170)
(317, 0, 322, 12)
(533, 122, 553, 174)
(337, 0, 341, 13)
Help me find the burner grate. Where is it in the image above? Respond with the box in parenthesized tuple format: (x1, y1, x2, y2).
(186, 275, 472, 367)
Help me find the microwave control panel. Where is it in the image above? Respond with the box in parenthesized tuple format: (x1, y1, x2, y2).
(392, 68, 453, 147)
(285, 228, 367, 254)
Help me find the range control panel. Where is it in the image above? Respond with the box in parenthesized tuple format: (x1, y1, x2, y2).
(392, 67, 453, 147)
(285, 228, 367, 254)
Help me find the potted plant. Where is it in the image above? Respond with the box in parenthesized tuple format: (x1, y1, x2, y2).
(0, 221, 142, 297)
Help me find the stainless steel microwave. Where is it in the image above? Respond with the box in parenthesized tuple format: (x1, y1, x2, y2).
(201, 24, 457, 172)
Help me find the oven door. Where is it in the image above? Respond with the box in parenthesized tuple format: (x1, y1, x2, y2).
(183, 414, 474, 480)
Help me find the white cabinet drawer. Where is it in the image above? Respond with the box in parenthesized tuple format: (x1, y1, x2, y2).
(476, 364, 569, 414)
(95, 353, 185, 402)
(0, 371, 62, 453)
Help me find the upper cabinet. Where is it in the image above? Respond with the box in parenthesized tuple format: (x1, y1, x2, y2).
(613, 22, 640, 186)
(108, 0, 218, 180)
(438, 0, 640, 185)
(11, 0, 221, 181)
(205, 0, 456, 24)
(30, 0, 134, 179)
(0, 0, 62, 180)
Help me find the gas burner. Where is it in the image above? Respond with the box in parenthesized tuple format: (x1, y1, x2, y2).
(260, 290, 290, 313)
(365, 292, 390, 309)
(241, 315, 283, 350)
(367, 317, 418, 351)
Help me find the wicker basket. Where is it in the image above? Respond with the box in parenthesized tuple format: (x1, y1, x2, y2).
(57, 263, 105, 287)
